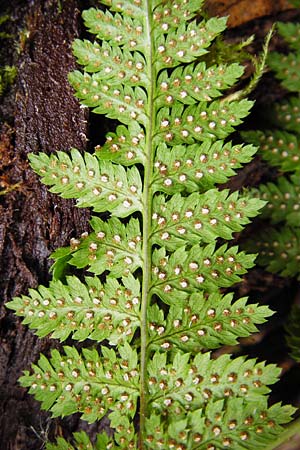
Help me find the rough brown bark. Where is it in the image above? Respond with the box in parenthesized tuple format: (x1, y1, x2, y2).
(0, 1, 92, 448)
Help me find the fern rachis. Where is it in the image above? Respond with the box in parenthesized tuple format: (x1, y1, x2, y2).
(6, 1, 295, 448)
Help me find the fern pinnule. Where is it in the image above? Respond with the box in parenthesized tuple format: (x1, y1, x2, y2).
(6, 1, 295, 448)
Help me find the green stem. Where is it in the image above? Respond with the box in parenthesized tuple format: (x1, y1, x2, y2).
(264, 418, 300, 450)
(139, 1, 156, 448)
(223, 24, 275, 102)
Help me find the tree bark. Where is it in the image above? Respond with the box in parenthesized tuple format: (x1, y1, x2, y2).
(0, 1, 92, 448)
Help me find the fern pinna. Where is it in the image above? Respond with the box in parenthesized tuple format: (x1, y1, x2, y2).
(242, 20, 300, 365)
(7, 1, 294, 449)
(243, 20, 300, 279)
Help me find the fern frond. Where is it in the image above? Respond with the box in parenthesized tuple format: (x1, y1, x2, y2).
(267, 22, 300, 93)
(82, 8, 148, 49)
(6, 0, 293, 448)
(50, 216, 142, 277)
(156, 62, 244, 105)
(266, 96, 300, 133)
(242, 129, 300, 172)
(145, 400, 295, 450)
(241, 20, 300, 285)
(20, 344, 139, 423)
(29, 150, 143, 217)
(151, 244, 256, 304)
(153, 141, 257, 193)
(245, 225, 300, 278)
(268, 52, 300, 93)
(157, 99, 253, 145)
(277, 22, 300, 52)
(285, 305, 300, 362)
(144, 353, 295, 449)
(148, 293, 272, 352)
(252, 174, 300, 226)
(7, 274, 140, 344)
(147, 353, 280, 414)
(95, 122, 146, 166)
(69, 71, 148, 124)
(72, 39, 148, 89)
(151, 0, 204, 25)
(151, 190, 265, 250)
(98, 0, 146, 17)
(46, 431, 102, 450)
(154, 16, 228, 68)
(68, 216, 142, 275)
(46, 428, 135, 450)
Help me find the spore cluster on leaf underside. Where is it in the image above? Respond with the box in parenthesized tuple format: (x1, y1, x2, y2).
(7, 1, 295, 448)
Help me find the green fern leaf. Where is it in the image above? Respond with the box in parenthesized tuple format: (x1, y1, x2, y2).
(99, 0, 146, 17)
(153, 16, 228, 69)
(145, 400, 295, 450)
(95, 122, 146, 166)
(147, 353, 280, 415)
(253, 174, 300, 226)
(69, 71, 148, 124)
(243, 21, 300, 286)
(266, 96, 300, 133)
(144, 353, 295, 449)
(157, 62, 244, 105)
(72, 39, 149, 87)
(7, 274, 140, 344)
(46, 431, 99, 450)
(245, 225, 300, 278)
(82, 8, 147, 49)
(151, 244, 256, 304)
(157, 99, 253, 145)
(268, 52, 300, 92)
(50, 216, 142, 277)
(29, 150, 143, 217)
(151, 0, 205, 26)
(151, 190, 265, 250)
(148, 293, 272, 352)
(267, 21, 300, 94)
(152, 141, 257, 193)
(277, 22, 300, 51)
(242, 129, 300, 172)
(20, 344, 139, 423)
(46, 430, 135, 450)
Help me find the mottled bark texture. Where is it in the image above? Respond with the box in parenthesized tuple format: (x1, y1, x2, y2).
(0, 1, 93, 448)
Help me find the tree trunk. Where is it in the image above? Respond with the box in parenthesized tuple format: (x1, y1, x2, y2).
(0, 1, 92, 448)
